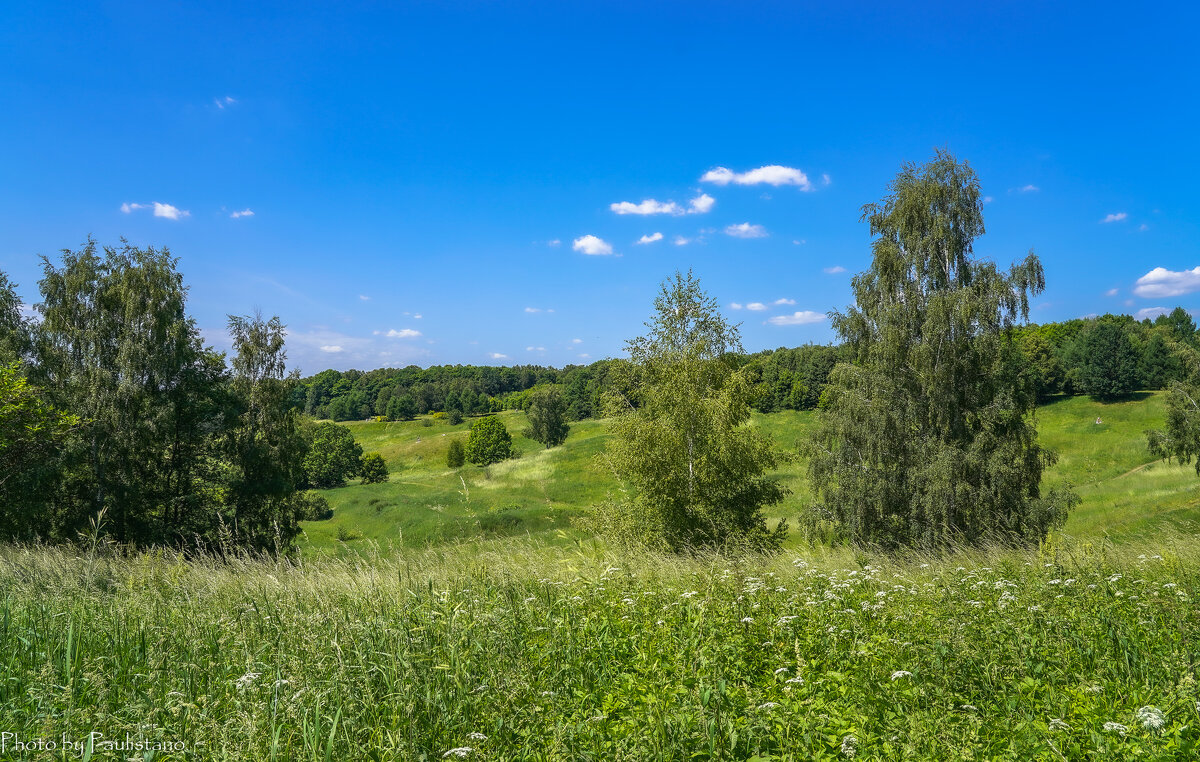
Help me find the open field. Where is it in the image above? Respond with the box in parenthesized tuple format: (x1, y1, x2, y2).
(302, 392, 1200, 553)
(2, 537, 1198, 760)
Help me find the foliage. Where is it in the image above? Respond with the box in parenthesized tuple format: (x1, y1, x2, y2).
(1074, 319, 1142, 400)
(0, 363, 79, 539)
(0, 271, 32, 363)
(808, 152, 1075, 549)
(446, 438, 466, 468)
(294, 490, 333, 521)
(4, 538, 1200, 759)
(34, 241, 231, 544)
(601, 271, 788, 552)
(524, 385, 570, 448)
(465, 416, 513, 465)
(303, 421, 364, 488)
(359, 452, 389, 484)
(447, 409, 463, 425)
(223, 312, 308, 550)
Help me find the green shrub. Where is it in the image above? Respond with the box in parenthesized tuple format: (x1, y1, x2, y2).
(446, 438, 465, 468)
(464, 416, 512, 465)
(294, 490, 333, 521)
(359, 452, 389, 484)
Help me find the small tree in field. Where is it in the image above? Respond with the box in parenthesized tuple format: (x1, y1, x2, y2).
(303, 421, 363, 488)
(601, 270, 788, 552)
(525, 386, 570, 448)
(446, 438, 466, 468)
(465, 416, 512, 465)
(807, 151, 1076, 549)
(1074, 319, 1140, 400)
(359, 452, 389, 484)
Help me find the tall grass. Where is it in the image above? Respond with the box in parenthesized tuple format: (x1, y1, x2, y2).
(3, 535, 1200, 759)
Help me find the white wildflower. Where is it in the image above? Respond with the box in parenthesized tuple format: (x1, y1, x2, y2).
(234, 671, 261, 691)
(960, 704, 978, 712)
(442, 748, 473, 758)
(741, 617, 755, 623)
(785, 676, 804, 684)
(465, 732, 488, 742)
(1085, 685, 1104, 694)
(1102, 721, 1128, 736)
(774, 667, 791, 675)
(1135, 705, 1167, 731)
(757, 702, 779, 710)
(1049, 718, 1069, 731)
(890, 670, 913, 681)
(840, 734, 858, 758)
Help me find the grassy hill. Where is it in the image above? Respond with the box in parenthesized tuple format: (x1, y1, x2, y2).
(301, 392, 1200, 553)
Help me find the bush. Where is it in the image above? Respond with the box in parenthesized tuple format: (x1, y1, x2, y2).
(446, 438, 465, 468)
(359, 452, 389, 484)
(465, 416, 512, 465)
(447, 409, 464, 426)
(294, 491, 333, 521)
(524, 386, 569, 448)
(303, 422, 363, 488)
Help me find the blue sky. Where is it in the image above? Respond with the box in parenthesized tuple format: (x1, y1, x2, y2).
(1, 1, 1196, 373)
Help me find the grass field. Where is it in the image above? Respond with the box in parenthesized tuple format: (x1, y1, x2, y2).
(301, 392, 1200, 553)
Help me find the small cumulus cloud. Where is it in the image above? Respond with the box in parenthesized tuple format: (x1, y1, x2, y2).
(673, 235, 691, 246)
(725, 222, 767, 239)
(636, 232, 664, 245)
(214, 96, 236, 109)
(729, 302, 743, 310)
(793, 239, 806, 245)
(746, 302, 768, 311)
(579, 353, 591, 359)
(230, 209, 254, 218)
(1135, 267, 1200, 298)
(1105, 288, 1118, 297)
(1014, 184, 1040, 193)
(823, 266, 847, 274)
(822, 173, 832, 186)
(121, 202, 190, 220)
(524, 307, 542, 313)
(701, 165, 814, 190)
(611, 199, 683, 216)
(573, 235, 614, 256)
(772, 298, 796, 306)
(767, 311, 826, 326)
(359, 295, 370, 301)
(1136, 307, 1169, 320)
(572, 338, 582, 344)
(1101, 212, 1128, 223)
(525, 346, 546, 352)
(373, 328, 422, 338)
(548, 239, 561, 247)
(689, 193, 715, 214)
(319, 345, 344, 353)
(982, 196, 994, 204)
(489, 352, 508, 360)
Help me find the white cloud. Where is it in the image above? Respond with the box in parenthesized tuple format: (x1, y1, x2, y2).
(689, 193, 715, 214)
(359, 295, 370, 301)
(1139, 224, 1149, 232)
(413, 313, 423, 319)
(573, 235, 613, 256)
(636, 232, 664, 245)
(319, 345, 344, 353)
(524, 307, 542, 313)
(772, 298, 796, 306)
(793, 239, 806, 245)
(214, 96, 236, 109)
(1136, 307, 1169, 320)
(610, 199, 683, 215)
(767, 311, 826, 326)
(1104, 288, 1118, 297)
(701, 165, 813, 190)
(377, 328, 421, 339)
(1015, 184, 1039, 193)
(673, 235, 691, 246)
(822, 173, 831, 186)
(1135, 267, 1200, 298)
(572, 338, 582, 344)
(579, 353, 591, 359)
(548, 239, 561, 247)
(122, 202, 189, 219)
(525, 346, 546, 352)
(1101, 212, 1128, 223)
(230, 209, 254, 219)
(746, 302, 768, 311)
(489, 352, 508, 360)
(729, 302, 743, 310)
(823, 266, 847, 274)
(982, 196, 994, 204)
(725, 222, 767, 239)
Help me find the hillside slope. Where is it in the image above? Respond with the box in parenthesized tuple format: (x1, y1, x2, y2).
(300, 392, 1200, 552)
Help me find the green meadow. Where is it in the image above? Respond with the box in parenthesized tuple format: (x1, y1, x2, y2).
(301, 391, 1200, 553)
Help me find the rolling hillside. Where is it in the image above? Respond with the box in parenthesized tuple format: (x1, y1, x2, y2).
(300, 392, 1200, 552)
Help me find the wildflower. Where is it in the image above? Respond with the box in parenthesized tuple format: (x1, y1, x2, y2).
(1049, 718, 1069, 731)
(1135, 706, 1167, 731)
(1085, 685, 1104, 694)
(785, 676, 804, 684)
(442, 748, 473, 758)
(741, 616, 755, 623)
(840, 734, 858, 758)
(757, 702, 780, 710)
(465, 732, 488, 743)
(1102, 722, 1128, 736)
(890, 670, 913, 681)
(540, 691, 556, 697)
(774, 667, 791, 675)
(471, 684, 489, 693)
(960, 704, 978, 712)
(234, 671, 261, 691)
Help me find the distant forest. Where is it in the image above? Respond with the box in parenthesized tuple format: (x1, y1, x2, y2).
(302, 306, 1198, 421)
